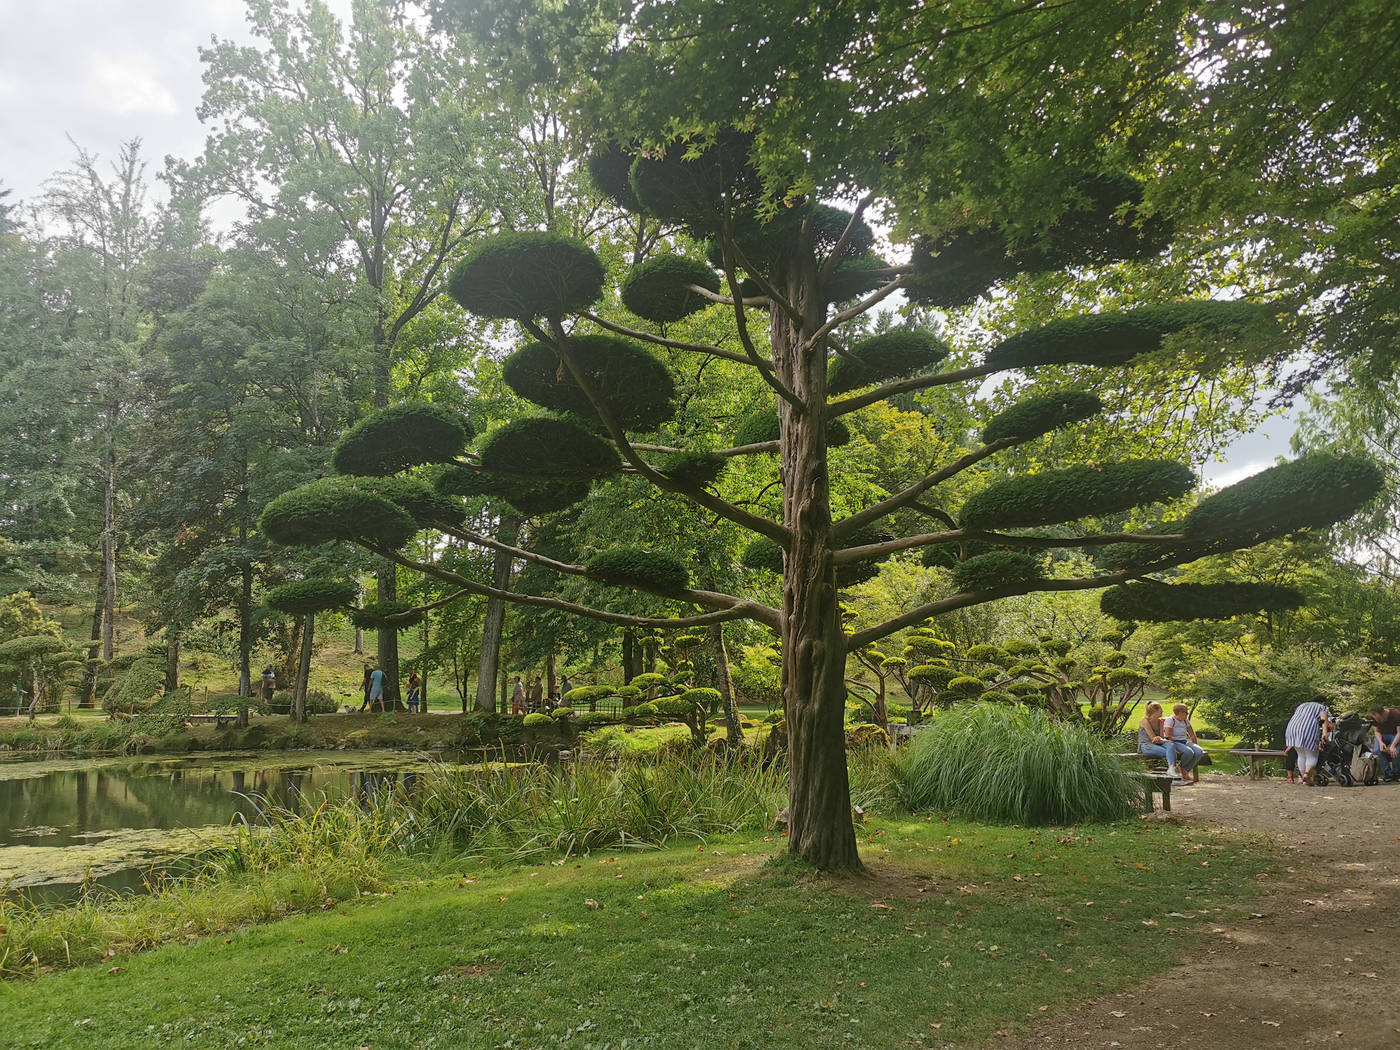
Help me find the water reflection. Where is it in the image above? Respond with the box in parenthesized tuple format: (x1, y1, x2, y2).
(0, 751, 459, 902)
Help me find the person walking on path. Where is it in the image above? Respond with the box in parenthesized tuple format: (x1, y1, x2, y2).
(511, 675, 526, 715)
(260, 665, 277, 706)
(405, 671, 421, 713)
(1137, 701, 1183, 781)
(1369, 705, 1400, 781)
(358, 662, 375, 712)
(368, 664, 387, 712)
(529, 676, 544, 712)
(1285, 696, 1334, 786)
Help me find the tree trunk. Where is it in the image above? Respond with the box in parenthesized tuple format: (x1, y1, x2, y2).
(622, 630, 640, 683)
(419, 616, 430, 713)
(376, 561, 401, 708)
(293, 614, 313, 723)
(353, 580, 364, 654)
(475, 515, 517, 712)
(281, 618, 303, 693)
(81, 588, 102, 707)
(237, 558, 253, 728)
(101, 421, 117, 664)
(772, 257, 861, 873)
(164, 622, 181, 694)
(710, 623, 743, 746)
(546, 652, 557, 702)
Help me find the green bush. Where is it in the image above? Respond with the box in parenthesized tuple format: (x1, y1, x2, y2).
(959, 460, 1194, 530)
(827, 329, 948, 395)
(260, 477, 418, 550)
(573, 710, 616, 726)
(1195, 648, 1368, 747)
(1100, 581, 1303, 622)
(950, 551, 1044, 592)
(982, 391, 1102, 445)
(103, 658, 167, 715)
(522, 712, 553, 727)
(502, 335, 675, 431)
(659, 450, 727, 487)
(621, 253, 722, 322)
(331, 401, 472, 476)
(264, 579, 358, 616)
(894, 704, 1140, 824)
(550, 706, 574, 719)
(448, 231, 604, 320)
(478, 416, 621, 482)
(585, 547, 690, 592)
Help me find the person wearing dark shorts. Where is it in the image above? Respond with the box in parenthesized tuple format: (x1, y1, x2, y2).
(260, 665, 277, 704)
(1369, 706, 1400, 781)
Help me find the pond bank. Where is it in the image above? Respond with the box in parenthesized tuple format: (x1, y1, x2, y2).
(0, 710, 575, 757)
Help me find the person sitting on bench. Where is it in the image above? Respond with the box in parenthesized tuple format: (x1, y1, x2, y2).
(1163, 703, 1207, 784)
(1138, 701, 1183, 781)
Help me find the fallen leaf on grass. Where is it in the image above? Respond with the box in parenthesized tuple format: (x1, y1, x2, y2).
(585, 899, 600, 910)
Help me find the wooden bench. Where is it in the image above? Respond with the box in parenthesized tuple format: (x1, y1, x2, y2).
(1129, 772, 1175, 812)
(1116, 751, 1213, 770)
(1228, 748, 1287, 778)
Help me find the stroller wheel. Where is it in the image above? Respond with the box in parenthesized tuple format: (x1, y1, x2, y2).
(1314, 768, 1329, 786)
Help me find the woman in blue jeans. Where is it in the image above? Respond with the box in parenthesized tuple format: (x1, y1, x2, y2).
(1137, 701, 1181, 780)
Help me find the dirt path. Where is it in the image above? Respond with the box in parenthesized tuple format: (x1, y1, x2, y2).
(1002, 774, 1400, 1050)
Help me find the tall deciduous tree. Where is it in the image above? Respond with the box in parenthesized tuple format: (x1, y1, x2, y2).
(185, 0, 527, 705)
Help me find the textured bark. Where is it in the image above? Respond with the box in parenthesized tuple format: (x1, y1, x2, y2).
(292, 614, 313, 723)
(376, 561, 401, 708)
(80, 589, 102, 707)
(546, 652, 557, 701)
(772, 253, 861, 873)
(164, 623, 181, 694)
(710, 623, 743, 746)
(100, 422, 117, 664)
(354, 581, 364, 654)
(476, 516, 518, 712)
(622, 630, 640, 682)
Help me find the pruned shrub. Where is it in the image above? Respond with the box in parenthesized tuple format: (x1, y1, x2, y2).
(261, 477, 419, 550)
(550, 706, 574, 719)
(264, 579, 358, 616)
(585, 547, 690, 592)
(434, 463, 589, 516)
(478, 417, 620, 481)
(448, 231, 604, 320)
(522, 712, 553, 727)
(659, 450, 726, 487)
(959, 460, 1194, 530)
(332, 401, 471, 476)
(621, 254, 722, 322)
(502, 336, 676, 431)
(894, 704, 1140, 824)
(827, 329, 948, 395)
(950, 551, 1044, 592)
(349, 601, 426, 631)
(1100, 581, 1304, 623)
(981, 391, 1103, 445)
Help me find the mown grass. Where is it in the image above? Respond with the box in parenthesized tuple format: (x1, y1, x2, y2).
(0, 809, 1275, 1049)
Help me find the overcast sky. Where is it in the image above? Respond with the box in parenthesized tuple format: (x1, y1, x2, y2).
(0, 1, 1296, 480)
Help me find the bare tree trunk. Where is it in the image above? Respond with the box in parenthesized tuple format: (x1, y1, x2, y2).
(293, 614, 313, 723)
(81, 588, 102, 707)
(546, 652, 557, 702)
(353, 580, 364, 654)
(773, 257, 860, 873)
(622, 630, 640, 682)
(281, 618, 302, 693)
(376, 563, 401, 709)
(419, 615, 430, 713)
(475, 515, 517, 712)
(164, 622, 181, 693)
(101, 421, 117, 664)
(710, 623, 743, 746)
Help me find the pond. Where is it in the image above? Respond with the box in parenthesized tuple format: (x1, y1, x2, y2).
(0, 750, 466, 905)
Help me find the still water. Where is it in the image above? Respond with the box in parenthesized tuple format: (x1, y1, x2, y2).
(0, 750, 457, 903)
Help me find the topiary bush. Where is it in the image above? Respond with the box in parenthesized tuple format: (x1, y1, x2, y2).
(502, 336, 676, 431)
(348, 475, 465, 529)
(984, 301, 1264, 371)
(981, 391, 1103, 445)
(621, 254, 722, 322)
(331, 401, 472, 476)
(477, 417, 621, 481)
(448, 231, 604, 320)
(959, 460, 1194, 530)
(659, 450, 727, 487)
(434, 463, 590, 516)
(261, 477, 419, 550)
(950, 551, 1044, 592)
(522, 712, 553, 727)
(349, 601, 426, 631)
(585, 547, 690, 592)
(894, 704, 1140, 824)
(264, 579, 358, 616)
(1100, 581, 1305, 623)
(827, 329, 948, 395)
(550, 706, 574, 719)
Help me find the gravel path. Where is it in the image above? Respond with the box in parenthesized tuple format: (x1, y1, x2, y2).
(1002, 774, 1400, 1050)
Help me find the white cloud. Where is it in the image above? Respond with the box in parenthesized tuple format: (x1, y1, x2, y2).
(89, 58, 179, 117)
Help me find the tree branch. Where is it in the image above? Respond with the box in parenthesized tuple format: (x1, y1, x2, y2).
(828, 361, 1001, 417)
(581, 311, 754, 365)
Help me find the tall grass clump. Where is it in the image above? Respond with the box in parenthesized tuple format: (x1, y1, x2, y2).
(894, 704, 1140, 824)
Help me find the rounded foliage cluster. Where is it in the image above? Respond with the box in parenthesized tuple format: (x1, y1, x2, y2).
(824, 254, 893, 301)
(585, 547, 690, 592)
(680, 687, 720, 708)
(261, 478, 418, 550)
(348, 601, 426, 631)
(586, 141, 642, 212)
(827, 329, 949, 395)
(434, 463, 589, 517)
(332, 401, 472, 477)
(981, 391, 1103, 444)
(522, 712, 553, 727)
(1181, 452, 1383, 547)
(564, 685, 614, 706)
(448, 231, 604, 320)
(264, 579, 358, 616)
(732, 409, 850, 448)
(658, 450, 727, 488)
(0, 634, 65, 663)
(950, 551, 1045, 592)
(478, 417, 620, 482)
(984, 301, 1265, 371)
(960, 460, 1194, 530)
(651, 696, 696, 718)
(621, 254, 722, 323)
(628, 131, 763, 233)
(503, 336, 676, 431)
(722, 203, 875, 273)
(349, 476, 464, 529)
(907, 663, 958, 688)
(1100, 581, 1305, 623)
(906, 227, 1016, 309)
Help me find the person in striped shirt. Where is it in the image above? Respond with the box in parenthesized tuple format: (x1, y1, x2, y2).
(1284, 697, 1334, 786)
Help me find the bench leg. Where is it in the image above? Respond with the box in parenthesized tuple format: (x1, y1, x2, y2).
(1160, 780, 1171, 812)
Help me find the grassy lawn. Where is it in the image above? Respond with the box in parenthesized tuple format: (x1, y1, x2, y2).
(2, 815, 1273, 1049)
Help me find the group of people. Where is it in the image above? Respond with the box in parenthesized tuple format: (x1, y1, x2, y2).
(1137, 701, 1207, 783)
(511, 673, 572, 715)
(1282, 697, 1400, 786)
(356, 662, 421, 713)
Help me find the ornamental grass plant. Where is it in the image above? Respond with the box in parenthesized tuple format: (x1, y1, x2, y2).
(894, 703, 1140, 824)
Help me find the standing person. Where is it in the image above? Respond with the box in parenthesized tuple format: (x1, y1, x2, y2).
(358, 662, 375, 712)
(529, 675, 544, 713)
(405, 671, 421, 714)
(511, 675, 526, 715)
(1137, 701, 1182, 781)
(260, 664, 277, 707)
(1163, 703, 1207, 783)
(559, 674, 573, 704)
(1284, 696, 1334, 787)
(1369, 705, 1400, 782)
(368, 664, 387, 712)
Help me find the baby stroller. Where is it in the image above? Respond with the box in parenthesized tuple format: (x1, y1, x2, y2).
(1314, 713, 1374, 787)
